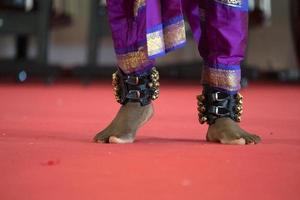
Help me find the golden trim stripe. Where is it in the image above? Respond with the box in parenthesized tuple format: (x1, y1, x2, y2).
(201, 67, 241, 91)
(147, 29, 165, 57)
(147, 19, 186, 57)
(164, 19, 186, 50)
(117, 46, 151, 74)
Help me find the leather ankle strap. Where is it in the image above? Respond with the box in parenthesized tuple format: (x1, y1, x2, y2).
(112, 68, 160, 106)
(197, 86, 243, 125)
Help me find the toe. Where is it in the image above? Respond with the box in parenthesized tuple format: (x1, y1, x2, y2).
(94, 139, 106, 143)
(93, 133, 110, 143)
(243, 135, 256, 145)
(220, 138, 246, 145)
(243, 132, 261, 144)
(252, 134, 262, 144)
(109, 136, 134, 144)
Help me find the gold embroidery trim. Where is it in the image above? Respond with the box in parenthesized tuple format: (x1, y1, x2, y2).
(164, 19, 186, 50)
(134, 0, 146, 17)
(147, 19, 186, 57)
(214, 0, 242, 7)
(117, 46, 151, 73)
(201, 67, 241, 91)
(147, 29, 165, 57)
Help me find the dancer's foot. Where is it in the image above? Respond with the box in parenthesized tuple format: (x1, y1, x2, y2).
(93, 102, 153, 144)
(206, 118, 261, 145)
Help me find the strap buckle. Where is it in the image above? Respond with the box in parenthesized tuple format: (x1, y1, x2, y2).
(126, 76, 139, 85)
(127, 90, 141, 100)
(211, 106, 228, 116)
(212, 92, 222, 101)
(212, 106, 221, 115)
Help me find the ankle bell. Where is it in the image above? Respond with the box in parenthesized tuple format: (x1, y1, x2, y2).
(197, 86, 243, 125)
(112, 68, 160, 106)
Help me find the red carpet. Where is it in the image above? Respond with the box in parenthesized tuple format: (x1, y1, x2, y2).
(0, 81, 299, 200)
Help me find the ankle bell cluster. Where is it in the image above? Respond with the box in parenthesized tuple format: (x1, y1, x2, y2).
(197, 87, 243, 125)
(112, 68, 160, 106)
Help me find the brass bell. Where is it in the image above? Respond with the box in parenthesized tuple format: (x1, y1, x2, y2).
(197, 94, 205, 101)
(152, 89, 159, 100)
(238, 109, 243, 114)
(152, 95, 158, 100)
(112, 73, 119, 86)
(200, 116, 207, 124)
(237, 93, 243, 100)
(197, 106, 201, 112)
(115, 96, 121, 102)
(197, 101, 203, 106)
(152, 77, 159, 82)
(151, 72, 158, 78)
(236, 116, 241, 122)
(200, 106, 206, 113)
(236, 105, 242, 111)
(152, 70, 159, 77)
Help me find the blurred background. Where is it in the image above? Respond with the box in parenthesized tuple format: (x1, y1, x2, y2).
(0, 0, 299, 84)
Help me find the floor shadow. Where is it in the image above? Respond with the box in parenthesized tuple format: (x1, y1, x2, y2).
(7, 129, 300, 147)
(1, 129, 229, 145)
(135, 136, 207, 144)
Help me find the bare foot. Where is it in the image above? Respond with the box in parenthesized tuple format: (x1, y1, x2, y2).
(93, 102, 153, 144)
(206, 118, 261, 145)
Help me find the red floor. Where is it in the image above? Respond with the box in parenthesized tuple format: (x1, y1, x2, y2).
(0, 81, 300, 200)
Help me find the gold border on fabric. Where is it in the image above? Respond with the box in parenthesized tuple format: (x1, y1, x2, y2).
(147, 29, 165, 57)
(134, 0, 146, 17)
(164, 20, 186, 50)
(214, 0, 242, 8)
(117, 46, 151, 73)
(201, 67, 241, 91)
(147, 19, 186, 57)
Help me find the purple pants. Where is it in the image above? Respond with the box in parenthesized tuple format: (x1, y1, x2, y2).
(106, 0, 249, 93)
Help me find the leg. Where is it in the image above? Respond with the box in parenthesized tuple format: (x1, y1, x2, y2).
(94, 0, 158, 144)
(197, 0, 261, 144)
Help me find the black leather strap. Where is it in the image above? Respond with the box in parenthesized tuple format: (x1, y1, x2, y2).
(197, 86, 243, 125)
(112, 68, 159, 106)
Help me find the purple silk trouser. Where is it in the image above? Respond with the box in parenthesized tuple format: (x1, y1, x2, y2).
(106, 0, 249, 93)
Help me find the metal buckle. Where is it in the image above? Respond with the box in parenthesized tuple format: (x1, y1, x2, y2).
(212, 92, 222, 101)
(133, 76, 139, 85)
(213, 106, 228, 116)
(127, 90, 141, 99)
(214, 106, 220, 115)
(126, 76, 139, 85)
